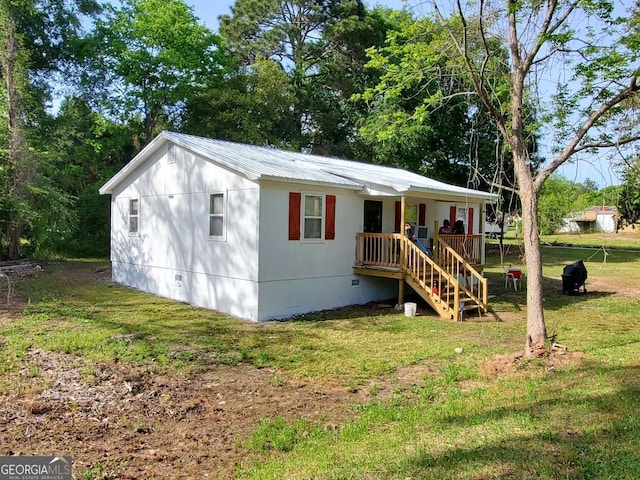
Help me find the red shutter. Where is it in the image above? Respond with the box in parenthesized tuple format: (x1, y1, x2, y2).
(449, 206, 456, 228)
(419, 203, 426, 226)
(326, 195, 336, 240)
(289, 192, 301, 240)
(467, 207, 474, 234)
(394, 201, 401, 233)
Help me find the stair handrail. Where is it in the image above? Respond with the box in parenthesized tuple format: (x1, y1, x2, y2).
(401, 237, 463, 318)
(433, 236, 488, 311)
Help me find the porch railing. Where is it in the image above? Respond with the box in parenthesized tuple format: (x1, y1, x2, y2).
(435, 234, 482, 266)
(354, 233, 402, 268)
(355, 233, 488, 320)
(433, 236, 488, 312)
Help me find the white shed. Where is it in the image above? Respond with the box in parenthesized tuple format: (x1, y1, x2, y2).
(100, 132, 496, 321)
(558, 206, 619, 234)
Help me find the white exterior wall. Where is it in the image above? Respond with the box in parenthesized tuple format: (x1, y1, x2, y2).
(256, 183, 397, 320)
(596, 213, 616, 233)
(107, 143, 489, 322)
(557, 219, 581, 234)
(109, 144, 262, 320)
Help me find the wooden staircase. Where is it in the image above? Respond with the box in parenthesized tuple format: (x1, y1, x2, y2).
(354, 233, 488, 321)
(403, 237, 488, 321)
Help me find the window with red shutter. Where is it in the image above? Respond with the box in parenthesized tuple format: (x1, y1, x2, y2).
(289, 192, 301, 240)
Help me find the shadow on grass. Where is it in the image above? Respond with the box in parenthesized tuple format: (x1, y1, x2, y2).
(481, 270, 614, 315)
(399, 364, 640, 479)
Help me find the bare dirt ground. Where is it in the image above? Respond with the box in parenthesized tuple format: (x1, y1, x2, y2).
(1, 347, 438, 479)
(1, 348, 376, 478)
(2, 254, 631, 478)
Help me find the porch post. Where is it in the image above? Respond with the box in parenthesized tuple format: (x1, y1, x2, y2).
(480, 203, 486, 265)
(398, 196, 407, 305)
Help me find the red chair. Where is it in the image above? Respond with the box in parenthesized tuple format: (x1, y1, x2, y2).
(505, 267, 523, 290)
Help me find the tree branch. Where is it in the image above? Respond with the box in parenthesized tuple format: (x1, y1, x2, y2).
(572, 135, 640, 153)
(535, 77, 640, 188)
(433, 0, 510, 140)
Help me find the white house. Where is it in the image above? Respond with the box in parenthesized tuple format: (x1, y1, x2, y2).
(100, 131, 496, 322)
(557, 206, 619, 234)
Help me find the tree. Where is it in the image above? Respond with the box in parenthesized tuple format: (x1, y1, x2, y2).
(1, 0, 32, 259)
(1, 0, 98, 259)
(366, 0, 640, 356)
(219, 0, 375, 151)
(359, 13, 543, 188)
(619, 158, 640, 225)
(43, 96, 136, 256)
(537, 175, 582, 234)
(81, 0, 226, 144)
(306, 6, 399, 157)
(182, 58, 299, 147)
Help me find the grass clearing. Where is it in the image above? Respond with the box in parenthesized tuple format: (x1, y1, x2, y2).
(1, 233, 639, 478)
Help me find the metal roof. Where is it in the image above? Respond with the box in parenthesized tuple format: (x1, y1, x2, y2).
(100, 131, 496, 201)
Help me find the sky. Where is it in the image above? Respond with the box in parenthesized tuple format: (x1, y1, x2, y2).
(186, 0, 409, 28)
(183, 0, 622, 187)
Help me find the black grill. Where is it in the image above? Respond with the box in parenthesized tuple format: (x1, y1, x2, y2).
(562, 260, 588, 295)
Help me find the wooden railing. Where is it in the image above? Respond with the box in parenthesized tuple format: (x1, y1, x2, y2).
(401, 237, 457, 318)
(355, 233, 488, 320)
(435, 234, 482, 266)
(355, 233, 402, 267)
(433, 236, 488, 313)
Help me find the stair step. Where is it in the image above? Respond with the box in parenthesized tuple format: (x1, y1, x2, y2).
(460, 302, 480, 311)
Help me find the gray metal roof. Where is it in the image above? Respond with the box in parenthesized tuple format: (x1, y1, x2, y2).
(100, 131, 495, 201)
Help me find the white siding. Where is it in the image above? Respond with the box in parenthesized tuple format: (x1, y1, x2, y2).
(110, 144, 261, 320)
(256, 182, 398, 320)
(596, 213, 616, 233)
(107, 141, 489, 322)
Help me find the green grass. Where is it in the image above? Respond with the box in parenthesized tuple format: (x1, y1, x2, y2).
(1, 235, 639, 478)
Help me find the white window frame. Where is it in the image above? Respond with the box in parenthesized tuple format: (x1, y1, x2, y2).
(302, 192, 325, 241)
(208, 191, 227, 241)
(457, 205, 468, 223)
(128, 198, 140, 236)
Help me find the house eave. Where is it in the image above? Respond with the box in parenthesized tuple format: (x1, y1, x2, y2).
(99, 134, 168, 195)
(359, 184, 497, 202)
(408, 186, 495, 201)
(259, 175, 363, 191)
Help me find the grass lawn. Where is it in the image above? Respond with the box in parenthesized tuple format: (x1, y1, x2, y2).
(0, 233, 639, 479)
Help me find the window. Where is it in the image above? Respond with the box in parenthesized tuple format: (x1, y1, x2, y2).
(209, 193, 225, 238)
(303, 194, 323, 239)
(129, 199, 139, 234)
(288, 192, 335, 241)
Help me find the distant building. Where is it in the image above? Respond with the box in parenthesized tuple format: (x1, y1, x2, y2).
(557, 206, 619, 234)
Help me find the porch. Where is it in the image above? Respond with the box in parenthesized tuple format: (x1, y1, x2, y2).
(353, 232, 488, 321)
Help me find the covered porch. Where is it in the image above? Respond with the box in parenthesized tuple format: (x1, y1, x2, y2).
(353, 195, 491, 321)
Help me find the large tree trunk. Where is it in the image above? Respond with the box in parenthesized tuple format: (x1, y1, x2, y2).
(512, 141, 547, 356)
(518, 176, 547, 354)
(1, 0, 31, 260)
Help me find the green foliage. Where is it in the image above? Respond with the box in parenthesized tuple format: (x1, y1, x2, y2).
(537, 176, 621, 234)
(538, 176, 584, 234)
(619, 158, 640, 225)
(41, 97, 136, 256)
(218, 0, 391, 154)
(357, 13, 538, 187)
(182, 59, 299, 148)
(81, 0, 226, 143)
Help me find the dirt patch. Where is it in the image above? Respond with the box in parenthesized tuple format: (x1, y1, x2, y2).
(1, 348, 382, 478)
(481, 349, 585, 379)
